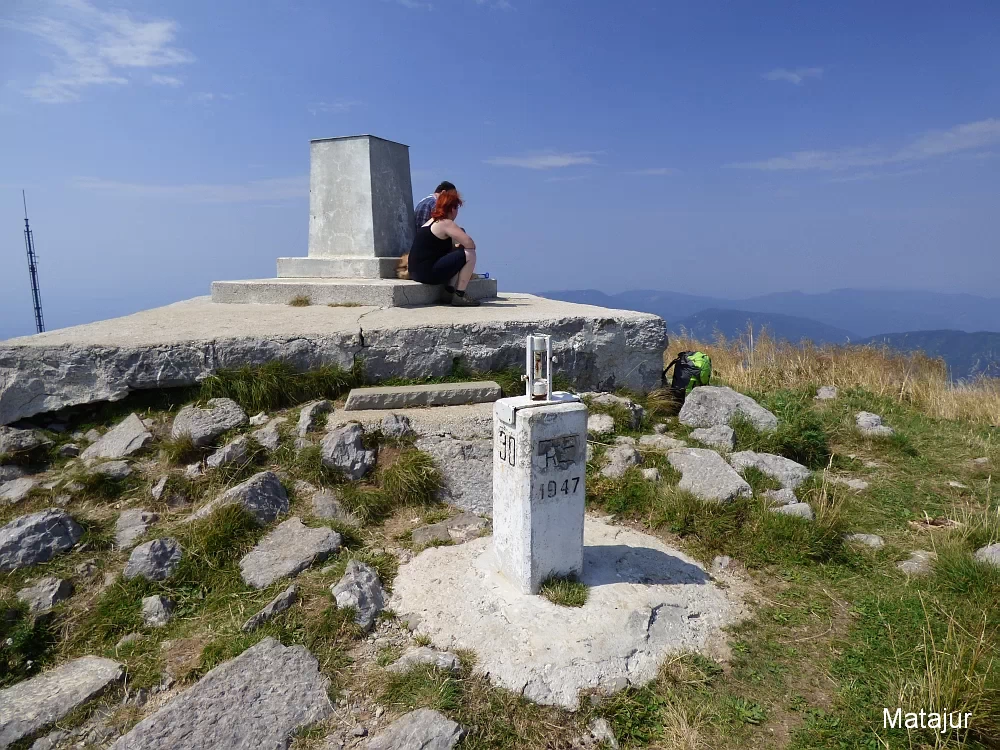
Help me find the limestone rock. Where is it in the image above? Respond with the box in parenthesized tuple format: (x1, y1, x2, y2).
(205, 435, 252, 470)
(17, 577, 73, 614)
(124, 538, 182, 581)
(387, 647, 460, 674)
(770, 502, 814, 520)
(249, 412, 269, 427)
(764, 488, 797, 506)
(298, 400, 332, 437)
(845, 533, 884, 549)
(0, 509, 82, 572)
(689, 425, 736, 451)
(331, 560, 386, 631)
(583, 393, 644, 430)
(588, 718, 619, 749)
(321, 424, 376, 481)
(678, 386, 778, 432)
(59, 443, 81, 458)
(142, 595, 174, 627)
(652, 423, 668, 434)
(815, 386, 838, 400)
(381, 413, 415, 438)
(89, 460, 132, 479)
(641, 467, 661, 482)
(729, 451, 812, 489)
(972, 457, 990, 468)
(829, 475, 869, 492)
(171, 398, 248, 447)
(614, 436, 636, 446)
(83, 429, 101, 443)
(243, 584, 298, 632)
(252, 417, 285, 451)
(415, 434, 492, 516)
(191, 470, 289, 525)
(667, 448, 751, 503)
(109, 638, 333, 750)
(81, 414, 152, 460)
(364, 708, 464, 750)
(239, 517, 341, 589)
(0, 656, 123, 748)
(599, 445, 642, 479)
(0, 426, 46, 457)
(1, 477, 37, 504)
(0, 465, 26, 481)
(587, 413, 615, 435)
(312, 489, 361, 526)
(856, 411, 894, 437)
(897, 550, 935, 576)
(638, 434, 686, 452)
(412, 512, 488, 547)
(974, 543, 1000, 568)
(150, 476, 168, 501)
(115, 509, 159, 548)
(948, 481, 968, 489)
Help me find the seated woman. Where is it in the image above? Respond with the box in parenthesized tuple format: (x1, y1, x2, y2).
(407, 190, 479, 306)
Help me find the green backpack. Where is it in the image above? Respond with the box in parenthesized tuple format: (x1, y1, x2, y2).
(663, 351, 712, 401)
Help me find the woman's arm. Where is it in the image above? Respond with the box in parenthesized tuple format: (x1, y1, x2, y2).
(438, 219, 476, 250)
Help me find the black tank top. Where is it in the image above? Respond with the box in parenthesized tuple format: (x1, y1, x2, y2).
(408, 221, 454, 278)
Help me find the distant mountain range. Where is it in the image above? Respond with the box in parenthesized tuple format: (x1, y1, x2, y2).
(538, 288, 1000, 380)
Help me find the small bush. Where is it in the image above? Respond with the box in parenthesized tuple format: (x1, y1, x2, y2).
(540, 576, 588, 607)
(288, 295, 312, 307)
(378, 450, 442, 508)
(731, 409, 831, 469)
(379, 664, 462, 712)
(159, 434, 201, 465)
(0, 600, 58, 687)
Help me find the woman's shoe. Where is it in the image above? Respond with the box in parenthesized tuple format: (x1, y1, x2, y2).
(451, 293, 481, 307)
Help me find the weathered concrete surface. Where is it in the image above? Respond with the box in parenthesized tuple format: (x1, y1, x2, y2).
(390, 517, 742, 709)
(0, 294, 666, 425)
(328, 403, 493, 440)
(0, 656, 123, 747)
(345, 381, 501, 411)
(110, 638, 333, 749)
(213, 277, 498, 306)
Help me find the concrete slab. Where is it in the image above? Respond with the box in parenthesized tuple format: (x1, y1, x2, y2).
(389, 516, 745, 709)
(212, 277, 498, 306)
(344, 381, 502, 411)
(327, 403, 494, 439)
(0, 293, 666, 425)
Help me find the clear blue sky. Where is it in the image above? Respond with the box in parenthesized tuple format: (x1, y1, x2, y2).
(1, 0, 998, 339)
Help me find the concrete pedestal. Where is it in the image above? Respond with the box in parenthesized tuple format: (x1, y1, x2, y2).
(276, 135, 414, 280)
(210, 277, 497, 306)
(492, 395, 588, 594)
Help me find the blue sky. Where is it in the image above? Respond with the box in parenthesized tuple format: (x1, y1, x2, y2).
(1, 0, 998, 339)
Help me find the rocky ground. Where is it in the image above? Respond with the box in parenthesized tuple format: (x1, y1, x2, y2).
(1, 372, 998, 749)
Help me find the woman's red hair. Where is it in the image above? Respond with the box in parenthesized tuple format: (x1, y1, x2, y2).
(430, 190, 463, 220)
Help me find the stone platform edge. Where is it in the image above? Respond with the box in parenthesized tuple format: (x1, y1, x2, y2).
(344, 381, 502, 411)
(211, 277, 498, 306)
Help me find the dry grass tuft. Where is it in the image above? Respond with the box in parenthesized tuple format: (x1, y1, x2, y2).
(667, 326, 1000, 426)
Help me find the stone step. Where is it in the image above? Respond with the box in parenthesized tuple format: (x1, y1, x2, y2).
(210, 277, 497, 307)
(344, 381, 503, 411)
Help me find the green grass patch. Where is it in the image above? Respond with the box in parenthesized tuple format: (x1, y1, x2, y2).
(200, 360, 364, 414)
(539, 576, 588, 607)
(0, 599, 59, 687)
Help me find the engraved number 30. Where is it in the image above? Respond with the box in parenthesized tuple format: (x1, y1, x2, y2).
(497, 429, 515, 467)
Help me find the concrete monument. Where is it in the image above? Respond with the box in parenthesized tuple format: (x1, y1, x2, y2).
(212, 134, 497, 307)
(492, 336, 588, 593)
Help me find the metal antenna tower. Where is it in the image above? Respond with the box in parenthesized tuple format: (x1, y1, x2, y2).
(22, 191, 45, 333)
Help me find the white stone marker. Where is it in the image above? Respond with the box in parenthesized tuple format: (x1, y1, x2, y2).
(276, 135, 415, 279)
(492, 336, 588, 594)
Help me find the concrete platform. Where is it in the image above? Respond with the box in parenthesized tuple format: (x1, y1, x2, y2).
(389, 516, 746, 709)
(327, 403, 494, 439)
(343, 381, 502, 411)
(211, 277, 498, 306)
(0, 293, 667, 425)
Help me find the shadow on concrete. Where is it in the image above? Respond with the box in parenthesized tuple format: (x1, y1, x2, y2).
(581, 544, 710, 587)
